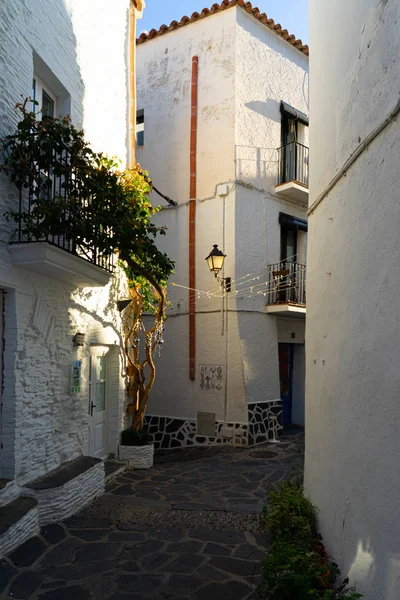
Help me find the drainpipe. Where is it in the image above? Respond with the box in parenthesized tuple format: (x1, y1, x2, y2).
(189, 56, 198, 380)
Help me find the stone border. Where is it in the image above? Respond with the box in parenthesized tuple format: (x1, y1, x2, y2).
(144, 415, 248, 449)
(247, 401, 283, 445)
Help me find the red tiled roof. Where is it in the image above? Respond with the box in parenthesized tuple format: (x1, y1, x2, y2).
(137, 0, 309, 56)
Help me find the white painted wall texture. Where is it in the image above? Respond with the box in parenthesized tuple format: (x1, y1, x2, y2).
(0, 0, 130, 486)
(305, 1, 400, 598)
(136, 6, 308, 430)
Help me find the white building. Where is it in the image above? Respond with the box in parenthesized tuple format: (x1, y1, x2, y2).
(0, 0, 143, 556)
(305, 1, 400, 598)
(136, 0, 309, 449)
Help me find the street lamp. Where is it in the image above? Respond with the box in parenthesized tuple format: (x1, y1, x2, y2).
(205, 244, 226, 278)
(205, 244, 231, 292)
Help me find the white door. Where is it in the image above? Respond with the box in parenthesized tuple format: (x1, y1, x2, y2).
(88, 347, 109, 459)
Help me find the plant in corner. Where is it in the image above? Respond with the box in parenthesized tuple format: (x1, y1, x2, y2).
(1, 99, 175, 460)
(258, 479, 363, 600)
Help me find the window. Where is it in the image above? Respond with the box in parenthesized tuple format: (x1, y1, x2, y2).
(32, 75, 56, 118)
(279, 213, 308, 263)
(136, 109, 144, 147)
(278, 102, 309, 185)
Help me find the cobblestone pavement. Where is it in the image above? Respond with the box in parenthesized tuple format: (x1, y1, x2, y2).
(0, 429, 304, 600)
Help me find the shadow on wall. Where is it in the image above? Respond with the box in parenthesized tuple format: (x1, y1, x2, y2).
(245, 99, 281, 123)
(235, 143, 278, 189)
(331, 528, 400, 599)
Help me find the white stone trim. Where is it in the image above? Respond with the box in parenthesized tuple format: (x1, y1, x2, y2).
(247, 398, 282, 405)
(9, 243, 112, 288)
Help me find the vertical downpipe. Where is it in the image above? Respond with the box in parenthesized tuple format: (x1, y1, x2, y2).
(189, 56, 199, 381)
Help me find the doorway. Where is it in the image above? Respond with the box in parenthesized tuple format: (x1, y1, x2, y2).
(88, 347, 109, 459)
(278, 343, 294, 425)
(0, 291, 4, 476)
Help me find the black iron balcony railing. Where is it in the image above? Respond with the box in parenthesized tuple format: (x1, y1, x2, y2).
(13, 134, 115, 273)
(277, 141, 309, 187)
(266, 261, 306, 306)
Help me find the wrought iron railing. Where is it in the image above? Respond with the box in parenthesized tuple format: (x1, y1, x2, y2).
(277, 141, 309, 187)
(13, 134, 115, 273)
(266, 261, 306, 306)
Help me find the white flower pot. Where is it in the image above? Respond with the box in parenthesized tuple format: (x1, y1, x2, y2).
(118, 443, 154, 469)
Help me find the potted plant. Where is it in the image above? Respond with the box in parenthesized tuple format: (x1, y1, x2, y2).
(119, 428, 154, 469)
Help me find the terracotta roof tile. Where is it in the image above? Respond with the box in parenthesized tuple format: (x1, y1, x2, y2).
(137, 0, 309, 56)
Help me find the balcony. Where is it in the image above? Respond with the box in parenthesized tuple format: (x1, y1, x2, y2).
(8, 134, 115, 288)
(275, 142, 309, 203)
(265, 261, 306, 318)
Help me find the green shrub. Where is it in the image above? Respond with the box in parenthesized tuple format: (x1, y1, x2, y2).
(263, 479, 316, 543)
(258, 479, 363, 600)
(120, 428, 152, 446)
(259, 540, 334, 600)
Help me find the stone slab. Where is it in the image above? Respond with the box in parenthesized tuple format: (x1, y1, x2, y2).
(0, 497, 37, 537)
(26, 457, 102, 490)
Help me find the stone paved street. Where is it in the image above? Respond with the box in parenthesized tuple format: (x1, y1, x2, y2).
(0, 430, 304, 600)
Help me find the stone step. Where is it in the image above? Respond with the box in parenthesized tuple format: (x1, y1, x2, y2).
(0, 479, 20, 508)
(0, 496, 39, 558)
(104, 459, 127, 483)
(22, 456, 105, 526)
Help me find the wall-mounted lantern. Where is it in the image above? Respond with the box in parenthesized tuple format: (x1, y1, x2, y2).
(205, 244, 226, 278)
(205, 244, 231, 292)
(73, 332, 85, 347)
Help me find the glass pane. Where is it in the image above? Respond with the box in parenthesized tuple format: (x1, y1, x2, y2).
(136, 130, 144, 147)
(96, 355, 106, 380)
(42, 89, 54, 118)
(95, 382, 106, 412)
(32, 79, 36, 112)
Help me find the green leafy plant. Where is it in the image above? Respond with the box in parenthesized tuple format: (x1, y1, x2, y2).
(1, 98, 175, 432)
(258, 480, 363, 600)
(120, 428, 152, 446)
(263, 478, 316, 543)
(259, 541, 335, 600)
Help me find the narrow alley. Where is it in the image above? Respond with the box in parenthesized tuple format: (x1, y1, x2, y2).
(0, 431, 303, 599)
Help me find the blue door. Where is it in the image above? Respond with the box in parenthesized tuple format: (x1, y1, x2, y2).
(279, 343, 294, 424)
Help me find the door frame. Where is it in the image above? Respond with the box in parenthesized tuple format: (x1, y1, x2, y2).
(278, 342, 294, 425)
(0, 291, 4, 477)
(88, 345, 110, 459)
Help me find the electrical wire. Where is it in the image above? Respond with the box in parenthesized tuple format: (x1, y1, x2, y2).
(170, 255, 303, 300)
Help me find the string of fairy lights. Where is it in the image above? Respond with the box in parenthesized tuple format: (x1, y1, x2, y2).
(170, 254, 303, 302)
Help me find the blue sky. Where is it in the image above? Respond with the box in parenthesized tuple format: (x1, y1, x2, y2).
(139, 0, 309, 45)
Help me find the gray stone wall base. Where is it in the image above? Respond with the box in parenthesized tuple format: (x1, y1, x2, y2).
(144, 402, 283, 449)
(248, 401, 283, 445)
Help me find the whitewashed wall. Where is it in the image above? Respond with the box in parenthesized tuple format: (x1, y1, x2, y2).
(305, 1, 400, 598)
(137, 6, 308, 427)
(136, 8, 237, 204)
(0, 0, 130, 482)
(235, 8, 309, 193)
